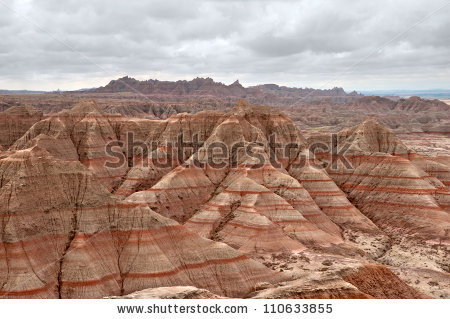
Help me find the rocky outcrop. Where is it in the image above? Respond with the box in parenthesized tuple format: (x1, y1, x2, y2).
(409, 153, 450, 188)
(341, 265, 429, 298)
(11, 101, 129, 191)
(251, 84, 362, 103)
(94, 76, 248, 98)
(92, 77, 359, 103)
(0, 105, 43, 149)
(337, 119, 409, 155)
(0, 146, 281, 298)
(185, 168, 321, 255)
(126, 100, 344, 254)
(395, 96, 449, 113)
(289, 165, 381, 234)
(312, 120, 450, 243)
(348, 96, 449, 114)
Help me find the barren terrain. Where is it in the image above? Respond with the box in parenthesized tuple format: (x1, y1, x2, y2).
(0, 81, 448, 299)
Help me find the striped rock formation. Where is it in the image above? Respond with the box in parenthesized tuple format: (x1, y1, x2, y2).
(0, 146, 281, 298)
(113, 111, 226, 198)
(1, 99, 448, 299)
(290, 165, 381, 233)
(0, 105, 43, 149)
(11, 101, 128, 191)
(312, 120, 450, 242)
(409, 153, 450, 188)
(185, 169, 310, 255)
(337, 119, 409, 155)
(127, 100, 346, 255)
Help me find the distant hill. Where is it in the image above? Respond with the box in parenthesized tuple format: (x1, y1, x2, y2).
(348, 95, 449, 113)
(92, 76, 247, 97)
(250, 83, 362, 101)
(90, 76, 361, 103)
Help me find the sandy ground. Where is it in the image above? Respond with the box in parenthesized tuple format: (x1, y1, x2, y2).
(389, 266, 450, 298)
(251, 233, 450, 299)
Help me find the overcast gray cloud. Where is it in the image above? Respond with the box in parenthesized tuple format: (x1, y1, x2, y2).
(0, 0, 449, 90)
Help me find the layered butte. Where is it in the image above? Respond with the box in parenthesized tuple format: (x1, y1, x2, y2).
(310, 120, 450, 242)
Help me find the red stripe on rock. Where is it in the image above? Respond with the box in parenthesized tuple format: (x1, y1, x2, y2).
(124, 255, 249, 279)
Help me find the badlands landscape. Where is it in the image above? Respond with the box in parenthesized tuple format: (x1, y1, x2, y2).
(0, 78, 449, 299)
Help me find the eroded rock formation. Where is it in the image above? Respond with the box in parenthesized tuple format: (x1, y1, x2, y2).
(0, 99, 448, 299)
(0, 105, 43, 149)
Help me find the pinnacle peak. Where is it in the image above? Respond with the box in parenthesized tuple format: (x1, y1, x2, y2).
(361, 119, 381, 125)
(3, 105, 41, 115)
(68, 99, 103, 115)
(235, 98, 250, 107)
(354, 119, 390, 133)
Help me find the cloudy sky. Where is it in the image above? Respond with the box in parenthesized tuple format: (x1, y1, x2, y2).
(0, 0, 449, 91)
